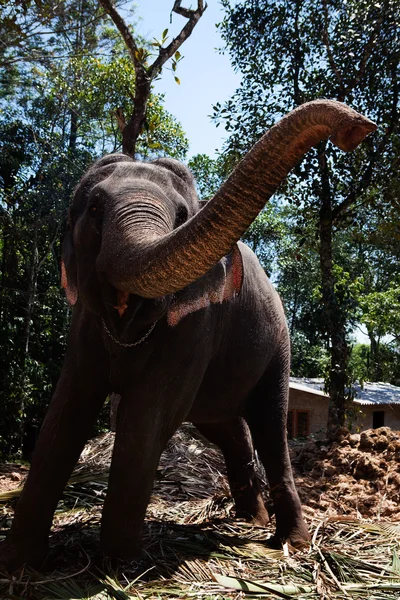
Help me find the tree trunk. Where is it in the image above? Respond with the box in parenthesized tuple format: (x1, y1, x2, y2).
(368, 330, 383, 381)
(122, 71, 151, 156)
(318, 142, 349, 431)
(69, 110, 78, 153)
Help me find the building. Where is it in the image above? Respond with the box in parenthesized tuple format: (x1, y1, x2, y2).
(351, 382, 400, 430)
(288, 380, 329, 438)
(288, 378, 400, 437)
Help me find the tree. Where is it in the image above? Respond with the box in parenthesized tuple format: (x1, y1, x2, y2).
(216, 0, 399, 429)
(188, 154, 226, 201)
(99, 0, 206, 155)
(0, 0, 190, 455)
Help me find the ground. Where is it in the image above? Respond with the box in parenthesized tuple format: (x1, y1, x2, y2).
(1, 426, 400, 598)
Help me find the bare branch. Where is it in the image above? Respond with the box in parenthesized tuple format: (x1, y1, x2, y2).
(322, 0, 345, 101)
(149, 1, 207, 79)
(173, 0, 205, 19)
(98, 0, 142, 72)
(114, 107, 126, 133)
(98, 0, 207, 155)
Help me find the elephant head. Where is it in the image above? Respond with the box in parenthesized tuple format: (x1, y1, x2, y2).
(62, 100, 376, 318)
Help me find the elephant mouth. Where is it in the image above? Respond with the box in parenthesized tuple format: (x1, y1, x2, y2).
(114, 290, 130, 318)
(102, 285, 170, 344)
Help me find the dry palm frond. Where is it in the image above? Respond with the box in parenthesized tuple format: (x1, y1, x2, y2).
(1, 427, 400, 599)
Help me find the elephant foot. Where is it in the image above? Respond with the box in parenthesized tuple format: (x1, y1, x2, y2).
(233, 486, 270, 527)
(267, 520, 311, 550)
(235, 500, 270, 527)
(0, 536, 49, 573)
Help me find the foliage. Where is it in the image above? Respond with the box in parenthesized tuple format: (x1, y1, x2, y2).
(0, 0, 188, 457)
(350, 343, 400, 386)
(217, 0, 400, 426)
(359, 284, 400, 343)
(291, 332, 329, 377)
(45, 54, 188, 158)
(188, 153, 226, 200)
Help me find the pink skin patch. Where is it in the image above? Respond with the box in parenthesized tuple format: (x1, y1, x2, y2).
(167, 246, 244, 327)
(115, 290, 130, 317)
(61, 260, 78, 306)
(167, 294, 216, 327)
(223, 245, 243, 300)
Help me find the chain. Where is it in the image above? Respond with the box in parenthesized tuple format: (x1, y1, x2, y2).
(102, 318, 157, 348)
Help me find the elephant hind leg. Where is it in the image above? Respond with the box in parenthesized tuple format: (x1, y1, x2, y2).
(246, 349, 310, 549)
(194, 418, 269, 526)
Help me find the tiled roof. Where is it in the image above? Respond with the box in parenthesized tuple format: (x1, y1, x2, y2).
(290, 378, 400, 406)
(289, 380, 328, 398)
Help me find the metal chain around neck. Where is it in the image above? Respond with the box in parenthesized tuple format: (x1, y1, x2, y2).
(102, 318, 157, 348)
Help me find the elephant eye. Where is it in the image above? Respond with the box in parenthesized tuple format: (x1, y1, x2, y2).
(89, 203, 103, 218)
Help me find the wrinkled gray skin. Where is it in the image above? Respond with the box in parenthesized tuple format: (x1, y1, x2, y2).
(0, 101, 376, 571)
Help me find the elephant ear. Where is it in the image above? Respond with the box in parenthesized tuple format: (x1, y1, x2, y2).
(61, 222, 78, 307)
(167, 244, 244, 327)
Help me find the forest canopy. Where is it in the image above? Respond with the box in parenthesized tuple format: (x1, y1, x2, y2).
(0, 0, 189, 455)
(212, 0, 400, 426)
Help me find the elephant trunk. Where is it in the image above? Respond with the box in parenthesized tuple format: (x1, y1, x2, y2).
(99, 100, 376, 298)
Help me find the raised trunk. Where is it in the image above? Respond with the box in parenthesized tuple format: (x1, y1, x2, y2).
(98, 100, 376, 298)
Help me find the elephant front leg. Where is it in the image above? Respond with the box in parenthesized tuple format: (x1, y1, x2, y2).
(100, 391, 186, 560)
(0, 338, 108, 571)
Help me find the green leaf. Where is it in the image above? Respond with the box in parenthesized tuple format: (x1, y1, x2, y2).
(174, 76, 180, 85)
(212, 573, 313, 597)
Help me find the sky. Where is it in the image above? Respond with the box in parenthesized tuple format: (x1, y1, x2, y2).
(133, 1, 241, 158)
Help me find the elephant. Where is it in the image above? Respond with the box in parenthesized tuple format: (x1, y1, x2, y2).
(0, 100, 375, 571)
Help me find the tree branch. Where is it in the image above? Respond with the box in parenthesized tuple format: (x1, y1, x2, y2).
(98, 0, 142, 72)
(344, 14, 384, 96)
(322, 0, 345, 101)
(98, 0, 207, 155)
(149, 1, 207, 79)
(114, 107, 126, 133)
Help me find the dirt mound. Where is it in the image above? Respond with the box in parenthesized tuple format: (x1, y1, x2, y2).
(291, 427, 400, 520)
(1, 426, 399, 524)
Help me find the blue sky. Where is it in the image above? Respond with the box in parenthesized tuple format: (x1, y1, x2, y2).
(134, 1, 241, 158)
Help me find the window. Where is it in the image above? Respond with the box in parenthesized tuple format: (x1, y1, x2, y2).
(287, 411, 294, 439)
(373, 411, 385, 428)
(297, 411, 309, 437)
(287, 410, 310, 439)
